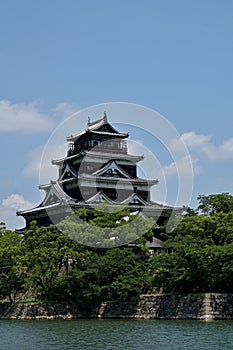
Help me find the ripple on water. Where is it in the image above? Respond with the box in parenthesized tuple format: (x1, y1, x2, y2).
(1, 319, 233, 350)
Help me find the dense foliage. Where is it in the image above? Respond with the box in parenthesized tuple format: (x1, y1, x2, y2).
(58, 204, 155, 247)
(0, 208, 153, 304)
(1, 193, 233, 304)
(151, 193, 233, 293)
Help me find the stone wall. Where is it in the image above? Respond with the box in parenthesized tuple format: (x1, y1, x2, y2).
(1, 294, 233, 320)
(210, 294, 233, 320)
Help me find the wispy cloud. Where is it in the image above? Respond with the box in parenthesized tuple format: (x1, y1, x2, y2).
(0, 99, 80, 182)
(128, 138, 195, 178)
(163, 155, 200, 177)
(0, 100, 80, 134)
(0, 100, 55, 133)
(170, 132, 233, 161)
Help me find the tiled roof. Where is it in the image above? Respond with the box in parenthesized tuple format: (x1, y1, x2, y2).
(66, 116, 128, 142)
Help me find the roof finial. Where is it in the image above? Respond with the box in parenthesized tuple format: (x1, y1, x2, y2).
(87, 116, 90, 126)
(103, 111, 107, 122)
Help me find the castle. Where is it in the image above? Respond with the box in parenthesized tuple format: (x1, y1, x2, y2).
(17, 113, 174, 230)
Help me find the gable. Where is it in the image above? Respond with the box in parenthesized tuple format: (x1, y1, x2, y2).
(41, 182, 72, 207)
(93, 160, 132, 179)
(60, 162, 77, 180)
(97, 122, 119, 134)
(86, 191, 114, 204)
(44, 193, 59, 205)
(121, 193, 148, 206)
(42, 187, 61, 206)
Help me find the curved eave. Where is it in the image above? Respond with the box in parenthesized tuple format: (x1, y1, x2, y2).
(17, 202, 61, 216)
(87, 117, 123, 135)
(66, 128, 89, 142)
(39, 183, 52, 190)
(51, 152, 82, 165)
(150, 200, 183, 211)
(52, 151, 144, 165)
(61, 175, 158, 186)
(38, 179, 57, 190)
(17, 198, 176, 220)
(90, 130, 128, 137)
(66, 130, 129, 142)
(66, 116, 128, 142)
(67, 130, 128, 142)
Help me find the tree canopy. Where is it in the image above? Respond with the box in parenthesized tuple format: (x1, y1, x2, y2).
(1, 192, 233, 304)
(197, 192, 233, 215)
(58, 205, 155, 248)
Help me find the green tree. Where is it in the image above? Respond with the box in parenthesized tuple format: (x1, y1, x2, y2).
(59, 205, 155, 248)
(151, 250, 192, 293)
(19, 222, 80, 301)
(168, 211, 233, 248)
(66, 247, 151, 305)
(197, 193, 233, 215)
(96, 248, 150, 301)
(151, 200, 233, 294)
(0, 227, 24, 302)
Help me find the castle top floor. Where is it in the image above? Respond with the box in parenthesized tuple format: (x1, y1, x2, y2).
(66, 113, 129, 156)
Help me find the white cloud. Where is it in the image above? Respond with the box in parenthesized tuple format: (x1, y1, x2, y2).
(163, 155, 199, 177)
(15, 101, 80, 182)
(2, 194, 33, 210)
(170, 132, 233, 161)
(0, 100, 55, 133)
(0, 100, 80, 134)
(128, 138, 196, 180)
(0, 194, 34, 230)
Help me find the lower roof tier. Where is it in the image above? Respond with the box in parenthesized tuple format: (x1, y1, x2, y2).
(17, 199, 176, 226)
(18, 181, 175, 217)
(17, 180, 182, 230)
(61, 174, 158, 187)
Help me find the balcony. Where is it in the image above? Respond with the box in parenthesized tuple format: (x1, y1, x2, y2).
(68, 140, 128, 156)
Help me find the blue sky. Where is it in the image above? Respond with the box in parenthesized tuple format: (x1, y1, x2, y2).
(0, 0, 233, 229)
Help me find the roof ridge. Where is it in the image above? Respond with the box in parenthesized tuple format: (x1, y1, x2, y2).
(87, 116, 105, 127)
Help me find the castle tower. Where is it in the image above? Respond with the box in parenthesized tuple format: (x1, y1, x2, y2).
(17, 114, 173, 229)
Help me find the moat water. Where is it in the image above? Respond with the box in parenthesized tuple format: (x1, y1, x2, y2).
(1, 319, 233, 350)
